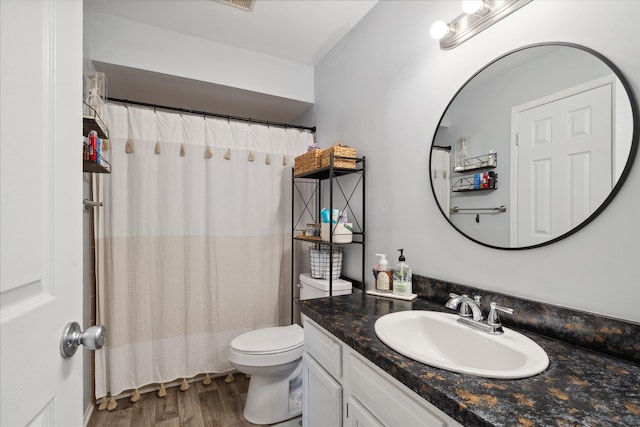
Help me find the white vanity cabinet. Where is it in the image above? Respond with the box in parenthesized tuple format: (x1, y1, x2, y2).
(345, 396, 384, 427)
(302, 316, 463, 427)
(302, 315, 344, 427)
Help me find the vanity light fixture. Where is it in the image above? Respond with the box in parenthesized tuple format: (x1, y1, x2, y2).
(429, 21, 455, 41)
(461, 0, 490, 16)
(431, 0, 532, 50)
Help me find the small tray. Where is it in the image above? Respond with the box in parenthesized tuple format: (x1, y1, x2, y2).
(366, 289, 418, 301)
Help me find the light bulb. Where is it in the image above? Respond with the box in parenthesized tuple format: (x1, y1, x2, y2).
(430, 21, 453, 40)
(462, 0, 488, 15)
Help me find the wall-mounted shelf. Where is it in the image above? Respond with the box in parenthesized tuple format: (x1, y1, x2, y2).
(83, 159, 110, 174)
(453, 152, 496, 173)
(452, 172, 497, 192)
(83, 139, 110, 173)
(83, 102, 109, 139)
(83, 101, 110, 174)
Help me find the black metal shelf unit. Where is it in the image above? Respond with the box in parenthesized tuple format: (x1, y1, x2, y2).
(291, 154, 365, 322)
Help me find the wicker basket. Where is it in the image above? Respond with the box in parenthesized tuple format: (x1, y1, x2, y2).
(294, 149, 322, 176)
(320, 144, 356, 169)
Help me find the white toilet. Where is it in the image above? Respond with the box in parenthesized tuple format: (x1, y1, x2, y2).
(228, 274, 352, 425)
(229, 324, 304, 425)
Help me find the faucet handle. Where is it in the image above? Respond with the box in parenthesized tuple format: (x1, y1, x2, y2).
(487, 302, 514, 326)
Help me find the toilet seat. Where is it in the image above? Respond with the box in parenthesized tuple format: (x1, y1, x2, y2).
(229, 324, 304, 367)
(231, 324, 304, 355)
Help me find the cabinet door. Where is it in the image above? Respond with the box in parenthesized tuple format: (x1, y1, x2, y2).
(346, 397, 384, 427)
(346, 351, 460, 427)
(303, 353, 343, 427)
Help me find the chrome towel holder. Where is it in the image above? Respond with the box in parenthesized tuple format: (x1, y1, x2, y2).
(83, 198, 103, 210)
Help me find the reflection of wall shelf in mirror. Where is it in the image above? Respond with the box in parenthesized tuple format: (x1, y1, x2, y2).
(452, 173, 497, 192)
(453, 152, 497, 173)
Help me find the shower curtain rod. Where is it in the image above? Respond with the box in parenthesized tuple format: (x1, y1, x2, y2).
(106, 97, 316, 133)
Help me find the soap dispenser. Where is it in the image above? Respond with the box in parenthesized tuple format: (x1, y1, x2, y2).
(375, 254, 392, 292)
(393, 249, 412, 296)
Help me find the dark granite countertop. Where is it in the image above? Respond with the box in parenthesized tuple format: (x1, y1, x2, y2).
(300, 293, 640, 427)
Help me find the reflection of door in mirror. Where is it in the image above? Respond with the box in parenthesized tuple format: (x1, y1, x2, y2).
(511, 78, 613, 247)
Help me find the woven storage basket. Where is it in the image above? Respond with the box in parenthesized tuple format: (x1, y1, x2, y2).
(320, 144, 356, 169)
(294, 149, 322, 176)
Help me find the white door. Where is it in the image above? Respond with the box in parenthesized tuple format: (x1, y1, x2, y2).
(512, 81, 612, 246)
(1, 1, 83, 426)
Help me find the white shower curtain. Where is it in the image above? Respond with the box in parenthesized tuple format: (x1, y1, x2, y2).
(93, 103, 311, 400)
(431, 148, 451, 218)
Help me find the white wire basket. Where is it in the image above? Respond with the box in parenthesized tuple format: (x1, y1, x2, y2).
(309, 247, 343, 280)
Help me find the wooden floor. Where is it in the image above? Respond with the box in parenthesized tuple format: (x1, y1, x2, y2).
(88, 374, 302, 427)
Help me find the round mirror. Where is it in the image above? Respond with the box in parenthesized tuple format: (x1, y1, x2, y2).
(429, 43, 638, 249)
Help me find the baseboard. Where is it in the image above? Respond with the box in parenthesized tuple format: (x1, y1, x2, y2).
(83, 402, 94, 427)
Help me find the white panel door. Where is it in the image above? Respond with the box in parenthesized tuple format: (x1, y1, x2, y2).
(515, 83, 612, 246)
(1, 1, 83, 426)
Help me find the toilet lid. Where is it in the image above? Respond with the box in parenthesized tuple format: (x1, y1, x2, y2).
(231, 324, 304, 355)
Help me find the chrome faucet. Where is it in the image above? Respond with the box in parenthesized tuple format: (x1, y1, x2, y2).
(445, 293, 484, 321)
(445, 293, 513, 335)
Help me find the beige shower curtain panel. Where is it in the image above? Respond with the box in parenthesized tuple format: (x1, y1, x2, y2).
(93, 104, 311, 400)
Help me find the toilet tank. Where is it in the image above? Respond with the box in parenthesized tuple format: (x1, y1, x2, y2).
(299, 273, 352, 300)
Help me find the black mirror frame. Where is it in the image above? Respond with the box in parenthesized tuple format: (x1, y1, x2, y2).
(429, 42, 639, 250)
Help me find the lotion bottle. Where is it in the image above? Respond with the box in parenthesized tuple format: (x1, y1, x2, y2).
(393, 249, 412, 296)
(375, 254, 392, 292)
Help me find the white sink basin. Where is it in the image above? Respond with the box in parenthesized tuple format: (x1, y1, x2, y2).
(374, 310, 549, 379)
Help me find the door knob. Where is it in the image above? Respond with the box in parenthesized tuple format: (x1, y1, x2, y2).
(60, 321, 107, 358)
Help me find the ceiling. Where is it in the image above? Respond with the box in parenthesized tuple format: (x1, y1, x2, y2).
(85, 0, 378, 66)
(84, 0, 378, 123)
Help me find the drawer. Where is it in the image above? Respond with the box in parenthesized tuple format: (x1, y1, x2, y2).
(303, 316, 343, 379)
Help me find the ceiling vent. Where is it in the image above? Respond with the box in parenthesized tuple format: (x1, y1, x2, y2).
(214, 0, 256, 12)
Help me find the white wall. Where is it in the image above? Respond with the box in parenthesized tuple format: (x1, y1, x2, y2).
(86, 11, 314, 103)
(310, 1, 640, 321)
